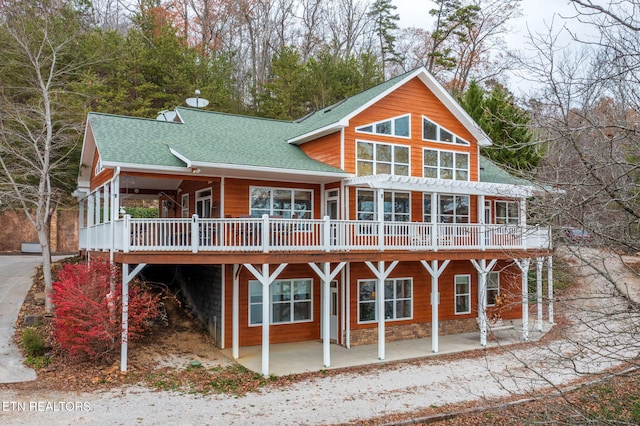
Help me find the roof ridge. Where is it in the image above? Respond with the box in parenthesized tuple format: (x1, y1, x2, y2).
(176, 106, 294, 124)
(88, 111, 180, 123)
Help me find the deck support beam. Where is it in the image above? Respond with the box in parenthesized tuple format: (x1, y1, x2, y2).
(536, 257, 544, 332)
(514, 258, 531, 341)
(420, 260, 450, 353)
(547, 256, 554, 324)
(243, 263, 288, 377)
(309, 262, 347, 368)
(470, 259, 497, 347)
(121, 263, 146, 372)
(232, 264, 241, 359)
(365, 260, 399, 360)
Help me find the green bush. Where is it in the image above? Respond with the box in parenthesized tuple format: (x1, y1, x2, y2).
(22, 328, 45, 357)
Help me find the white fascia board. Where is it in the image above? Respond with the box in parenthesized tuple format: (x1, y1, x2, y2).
(344, 175, 534, 198)
(416, 72, 492, 147)
(189, 160, 351, 180)
(78, 119, 97, 183)
(287, 121, 347, 145)
(168, 147, 192, 167)
(100, 161, 190, 174)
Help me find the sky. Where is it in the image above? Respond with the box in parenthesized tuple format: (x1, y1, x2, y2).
(392, 0, 592, 94)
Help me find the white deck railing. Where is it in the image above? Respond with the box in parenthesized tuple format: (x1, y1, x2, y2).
(79, 215, 552, 254)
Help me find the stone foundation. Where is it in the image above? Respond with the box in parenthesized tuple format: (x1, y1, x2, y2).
(349, 318, 479, 347)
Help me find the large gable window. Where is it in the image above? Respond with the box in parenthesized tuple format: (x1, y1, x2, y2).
(357, 189, 410, 222)
(250, 187, 312, 218)
(356, 114, 410, 138)
(357, 141, 410, 176)
(423, 148, 469, 181)
(422, 117, 469, 145)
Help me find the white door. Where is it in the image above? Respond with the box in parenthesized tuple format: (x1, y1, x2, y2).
(330, 281, 338, 341)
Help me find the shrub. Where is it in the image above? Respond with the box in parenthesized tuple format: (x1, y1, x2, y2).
(22, 328, 45, 357)
(51, 258, 160, 361)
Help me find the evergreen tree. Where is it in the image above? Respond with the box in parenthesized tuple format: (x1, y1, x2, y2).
(368, 0, 402, 77)
(459, 80, 542, 171)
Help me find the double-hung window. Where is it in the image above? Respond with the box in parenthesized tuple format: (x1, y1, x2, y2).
(356, 141, 410, 176)
(494, 201, 519, 225)
(357, 190, 410, 222)
(249, 279, 313, 325)
(423, 149, 469, 181)
(455, 275, 471, 314)
(250, 187, 313, 218)
(358, 278, 412, 323)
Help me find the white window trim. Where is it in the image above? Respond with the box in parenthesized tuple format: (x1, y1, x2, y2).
(355, 113, 411, 139)
(195, 188, 212, 218)
(181, 193, 189, 218)
(248, 278, 314, 326)
(356, 139, 411, 177)
(487, 271, 500, 307)
(249, 186, 314, 219)
(454, 274, 472, 315)
(494, 200, 519, 225)
(437, 193, 470, 224)
(95, 159, 104, 176)
(423, 148, 470, 181)
(357, 278, 414, 324)
(356, 189, 411, 222)
(422, 115, 470, 145)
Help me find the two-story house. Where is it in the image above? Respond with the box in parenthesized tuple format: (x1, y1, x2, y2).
(75, 67, 553, 376)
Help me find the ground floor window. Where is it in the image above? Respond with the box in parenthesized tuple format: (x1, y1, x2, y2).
(487, 272, 500, 306)
(250, 187, 313, 219)
(455, 275, 471, 314)
(249, 279, 313, 325)
(358, 278, 412, 323)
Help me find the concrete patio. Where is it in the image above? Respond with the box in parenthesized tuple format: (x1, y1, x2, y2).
(222, 319, 553, 376)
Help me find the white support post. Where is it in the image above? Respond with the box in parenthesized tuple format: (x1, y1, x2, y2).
(120, 263, 146, 372)
(514, 258, 531, 341)
(262, 214, 270, 253)
(309, 262, 346, 368)
(547, 256, 554, 324)
(377, 189, 384, 251)
(323, 215, 331, 252)
(430, 193, 438, 250)
(420, 260, 450, 353)
(478, 194, 485, 251)
(122, 214, 131, 253)
(191, 214, 199, 253)
(364, 260, 399, 360)
(232, 264, 240, 359)
(536, 257, 544, 332)
(243, 263, 288, 377)
(470, 259, 497, 347)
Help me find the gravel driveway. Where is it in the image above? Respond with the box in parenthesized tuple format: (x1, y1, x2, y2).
(1, 248, 638, 425)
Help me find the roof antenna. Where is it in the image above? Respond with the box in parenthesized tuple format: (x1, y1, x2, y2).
(186, 89, 209, 108)
(156, 109, 177, 121)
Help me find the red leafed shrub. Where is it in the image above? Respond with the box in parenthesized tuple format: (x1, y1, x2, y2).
(51, 258, 160, 362)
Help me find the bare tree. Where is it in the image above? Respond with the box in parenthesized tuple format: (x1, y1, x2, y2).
(0, 1, 84, 314)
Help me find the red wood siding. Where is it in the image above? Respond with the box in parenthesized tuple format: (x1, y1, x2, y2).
(298, 132, 342, 169)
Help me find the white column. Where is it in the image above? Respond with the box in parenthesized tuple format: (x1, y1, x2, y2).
(430, 193, 438, 249)
(261, 263, 270, 376)
(121, 263, 129, 372)
(376, 261, 385, 359)
(519, 198, 527, 226)
(377, 189, 385, 251)
(477, 194, 485, 251)
(420, 260, 450, 353)
(232, 264, 240, 359)
(309, 261, 346, 368)
(243, 263, 288, 377)
(536, 257, 544, 332)
(547, 256, 554, 324)
(471, 259, 498, 347)
(514, 258, 531, 341)
(365, 260, 399, 360)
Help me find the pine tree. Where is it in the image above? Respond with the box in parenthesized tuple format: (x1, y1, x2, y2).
(368, 0, 402, 77)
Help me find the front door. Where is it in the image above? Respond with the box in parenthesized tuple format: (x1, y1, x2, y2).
(330, 281, 338, 341)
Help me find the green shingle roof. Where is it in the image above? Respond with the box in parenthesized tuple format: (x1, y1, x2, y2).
(479, 157, 535, 186)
